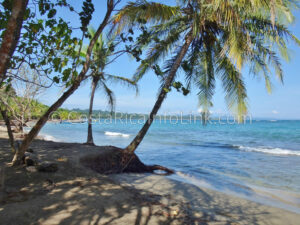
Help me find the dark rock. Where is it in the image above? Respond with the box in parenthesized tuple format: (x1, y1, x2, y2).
(26, 148, 34, 153)
(24, 152, 38, 166)
(36, 162, 58, 173)
(25, 157, 35, 166)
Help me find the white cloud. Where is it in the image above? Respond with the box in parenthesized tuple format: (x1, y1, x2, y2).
(197, 108, 215, 114)
(272, 110, 279, 114)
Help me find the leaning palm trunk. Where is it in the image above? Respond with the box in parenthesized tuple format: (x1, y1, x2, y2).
(125, 32, 193, 153)
(11, 1, 115, 165)
(85, 76, 100, 145)
(0, 109, 15, 153)
(0, 0, 28, 83)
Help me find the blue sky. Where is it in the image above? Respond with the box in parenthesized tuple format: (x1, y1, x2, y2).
(39, 1, 300, 119)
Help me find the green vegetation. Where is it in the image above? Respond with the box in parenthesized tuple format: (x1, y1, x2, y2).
(0, 94, 82, 122)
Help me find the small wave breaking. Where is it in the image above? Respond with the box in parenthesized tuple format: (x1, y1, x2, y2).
(174, 171, 214, 190)
(104, 131, 130, 138)
(40, 134, 61, 142)
(236, 145, 300, 156)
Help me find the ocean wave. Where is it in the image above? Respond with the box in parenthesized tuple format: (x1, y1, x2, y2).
(175, 171, 214, 189)
(166, 141, 234, 149)
(104, 131, 130, 138)
(236, 145, 300, 156)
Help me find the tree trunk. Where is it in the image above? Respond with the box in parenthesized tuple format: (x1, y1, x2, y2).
(0, 109, 15, 153)
(19, 115, 25, 136)
(125, 32, 193, 153)
(80, 146, 174, 175)
(0, 0, 28, 83)
(85, 76, 100, 145)
(12, 84, 78, 165)
(0, 166, 5, 201)
(11, 0, 115, 166)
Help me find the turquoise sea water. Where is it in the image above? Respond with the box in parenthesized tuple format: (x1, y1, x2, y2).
(37, 119, 300, 212)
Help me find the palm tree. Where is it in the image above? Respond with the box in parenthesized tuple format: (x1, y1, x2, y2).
(113, 0, 300, 154)
(82, 28, 137, 145)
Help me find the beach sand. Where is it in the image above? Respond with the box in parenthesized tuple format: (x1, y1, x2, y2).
(1, 130, 300, 224)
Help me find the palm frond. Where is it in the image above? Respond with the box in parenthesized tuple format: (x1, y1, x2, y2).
(105, 74, 139, 96)
(99, 80, 116, 113)
(113, 1, 181, 34)
(195, 42, 215, 115)
(183, 38, 203, 90)
(133, 26, 188, 81)
(216, 53, 248, 121)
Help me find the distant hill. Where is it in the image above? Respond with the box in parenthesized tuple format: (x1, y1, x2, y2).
(0, 99, 82, 121)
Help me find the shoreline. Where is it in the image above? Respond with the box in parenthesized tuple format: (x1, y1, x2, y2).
(2, 126, 300, 212)
(7, 124, 300, 214)
(1, 134, 300, 224)
(111, 173, 300, 223)
(171, 172, 300, 215)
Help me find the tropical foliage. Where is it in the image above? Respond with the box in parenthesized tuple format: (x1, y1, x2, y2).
(113, 0, 300, 152)
(82, 28, 137, 113)
(118, 0, 299, 116)
(0, 88, 82, 123)
(8, 0, 118, 165)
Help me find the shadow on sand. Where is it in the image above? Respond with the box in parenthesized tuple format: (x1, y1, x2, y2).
(1, 138, 299, 225)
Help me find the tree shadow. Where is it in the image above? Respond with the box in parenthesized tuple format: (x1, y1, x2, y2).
(1, 138, 299, 225)
(111, 173, 300, 225)
(0, 138, 191, 225)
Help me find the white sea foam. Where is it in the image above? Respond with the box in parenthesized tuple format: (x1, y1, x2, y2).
(175, 172, 300, 214)
(104, 131, 130, 138)
(175, 171, 214, 189)
(39, 133, 60, 142)
(236, 145, 300, 156)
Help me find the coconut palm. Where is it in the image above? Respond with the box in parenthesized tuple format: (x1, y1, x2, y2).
(83, 28, 137, 145)
(113, 0, 300, 153)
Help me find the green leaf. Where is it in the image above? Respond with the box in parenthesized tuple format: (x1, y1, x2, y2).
(62, 68, 72, 82)
(53, 76, 60, 84)
(163, 88, 170, 93)
(48, 9, 57, 18)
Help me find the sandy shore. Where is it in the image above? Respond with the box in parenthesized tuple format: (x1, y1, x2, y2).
(1, 131, 300, 224)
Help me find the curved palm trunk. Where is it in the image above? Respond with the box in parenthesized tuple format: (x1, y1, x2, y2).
(85, 76, 100, 145)
(11, 0, 115, 165)
(125, 32, 193, 153)
(1, 109, 15, 153)
(0, 0, 28, 83)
